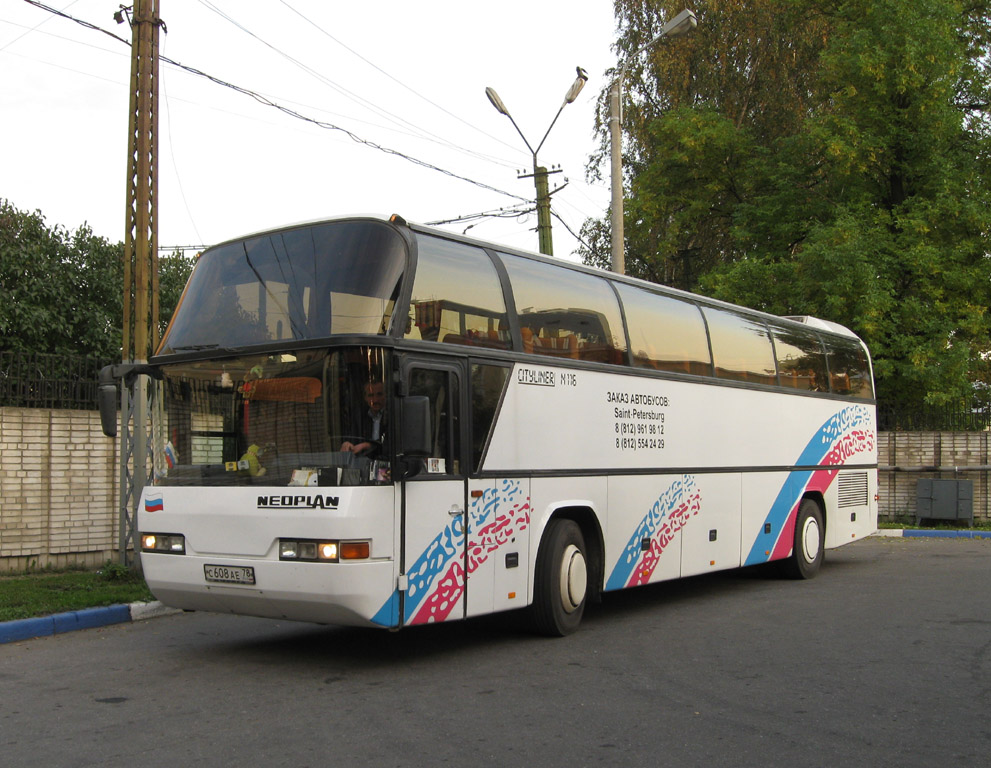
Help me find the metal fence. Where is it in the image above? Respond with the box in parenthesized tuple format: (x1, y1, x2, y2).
(878, 402, 991, 432)
(0, 352, 111, 410)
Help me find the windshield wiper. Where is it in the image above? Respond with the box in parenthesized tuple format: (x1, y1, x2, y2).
(170, 344, 220, 351)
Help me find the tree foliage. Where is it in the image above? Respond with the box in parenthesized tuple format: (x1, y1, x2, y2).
(0, 199, 195, 360)
(583, 0, 991, 411)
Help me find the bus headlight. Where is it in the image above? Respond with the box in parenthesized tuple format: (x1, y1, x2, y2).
(141, 533, 185, 554)
(279, 538, 368, 562)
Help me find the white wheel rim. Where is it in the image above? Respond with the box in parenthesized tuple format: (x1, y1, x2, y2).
(801, 515, 821, 564)
(559, 544, 587, 614)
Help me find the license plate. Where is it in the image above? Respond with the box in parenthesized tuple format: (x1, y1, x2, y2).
(204, 564, 255, 585)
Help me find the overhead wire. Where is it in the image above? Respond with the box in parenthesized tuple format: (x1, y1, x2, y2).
(276, 0, 523, 158)
(196, 0, 521, 170)
(18, 0, 530, 203)
(17, 1, 607, 256)
(0, 0, 78, 51)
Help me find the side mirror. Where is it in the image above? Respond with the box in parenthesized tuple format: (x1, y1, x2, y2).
(98, 366, 118, 437)
(400, 395, 431, 457)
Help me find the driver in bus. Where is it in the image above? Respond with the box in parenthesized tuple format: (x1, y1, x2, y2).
(341, 379, 387, 457)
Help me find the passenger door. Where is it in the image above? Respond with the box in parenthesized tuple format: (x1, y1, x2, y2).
(399, 358, 468, 626)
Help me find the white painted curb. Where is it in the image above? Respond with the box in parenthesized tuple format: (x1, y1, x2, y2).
(129, 601, 182, 621)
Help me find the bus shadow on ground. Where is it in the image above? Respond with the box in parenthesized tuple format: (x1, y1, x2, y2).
(191, 556, 865, 668)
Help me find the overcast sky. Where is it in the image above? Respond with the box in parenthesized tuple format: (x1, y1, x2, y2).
(1, 0, 619, 263)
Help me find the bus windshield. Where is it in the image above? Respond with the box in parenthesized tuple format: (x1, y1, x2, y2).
(153, 346, 392, 488)
(160, 220, 406, 354)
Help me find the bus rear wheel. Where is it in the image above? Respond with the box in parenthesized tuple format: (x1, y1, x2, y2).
(782, 498, 824, 580)
(530, 519, 588, 636)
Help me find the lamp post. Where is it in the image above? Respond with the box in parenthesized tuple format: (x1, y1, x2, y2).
(486, 67, 588, 256)
(609, 8, 698, 274)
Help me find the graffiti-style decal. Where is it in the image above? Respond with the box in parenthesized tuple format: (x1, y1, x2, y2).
(370, 479, 530, 627)
(745, 405, 874, 566)
(605, 475, 700, 591)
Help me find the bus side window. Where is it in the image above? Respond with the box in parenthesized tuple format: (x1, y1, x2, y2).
(704, 308, 777, 386)
(408, 367, 461, 475)
(616, 284, 711, 375)
(499, 252, 628, 365)
(825, 340, 873, 399)
(470, 364, 510, 471)
(404, 236, 510, 350)
(771, 327, 828, 392)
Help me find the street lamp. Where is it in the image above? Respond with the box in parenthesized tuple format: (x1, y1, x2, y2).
(609, 8, 698, 274)
(485, 67, 588, 256)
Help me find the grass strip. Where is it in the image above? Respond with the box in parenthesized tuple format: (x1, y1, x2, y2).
(0, 564, 154, 623)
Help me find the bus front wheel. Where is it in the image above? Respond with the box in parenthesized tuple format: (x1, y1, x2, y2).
(530, 519, 588, 636)
(782, 498, 824, 580)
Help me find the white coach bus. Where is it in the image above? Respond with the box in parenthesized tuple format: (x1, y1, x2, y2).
(101, 214, 877, 635)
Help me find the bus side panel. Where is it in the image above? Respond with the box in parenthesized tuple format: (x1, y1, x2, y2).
(822, 468, 879, 549)
(604, 473, 742, 587)
(604, 474, 687, 590)
(742, 472, 796, 563)
(741, 406, 878, 566)
(680, 474, 742, 578)
(465, 478, 531, 618)
(400, 479, 469, 626)
(486, 365, 877, 479)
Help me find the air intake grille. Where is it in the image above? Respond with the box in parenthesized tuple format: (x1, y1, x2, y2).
(838, 471, 869, 508)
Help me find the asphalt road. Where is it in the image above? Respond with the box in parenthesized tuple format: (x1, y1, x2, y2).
(1, 536, 989, 768)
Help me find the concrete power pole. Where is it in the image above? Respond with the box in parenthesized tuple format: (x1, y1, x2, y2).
(118, 0, 162, 567)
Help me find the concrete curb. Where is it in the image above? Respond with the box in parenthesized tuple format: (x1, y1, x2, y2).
(0, 601, 181, 645)
(873, 528, 991, 539)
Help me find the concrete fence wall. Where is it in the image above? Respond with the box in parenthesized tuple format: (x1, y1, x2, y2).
(1, 407, 986, 572)
(878, 431, 991, 524)
(0, 408, 120, 573)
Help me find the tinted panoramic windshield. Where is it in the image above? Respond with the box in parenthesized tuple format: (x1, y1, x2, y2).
(159, 220, 406, 354)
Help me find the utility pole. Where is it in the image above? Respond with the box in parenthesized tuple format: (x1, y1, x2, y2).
(117, 0, 162, 567)
(609, 9, 698, 274)
(516, 163, 558, 256)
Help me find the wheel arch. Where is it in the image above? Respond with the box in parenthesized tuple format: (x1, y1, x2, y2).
(802, 490, 827, 538)
(538, 505, 605, 604)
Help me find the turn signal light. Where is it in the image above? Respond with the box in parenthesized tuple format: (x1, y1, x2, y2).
(340, 541, 370, 560)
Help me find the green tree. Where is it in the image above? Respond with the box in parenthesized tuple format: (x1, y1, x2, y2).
(708, 0, 991, 408)
(583, 0, 829, 284)
(0, 199, 195, 360)
(585, 0, 991, 411)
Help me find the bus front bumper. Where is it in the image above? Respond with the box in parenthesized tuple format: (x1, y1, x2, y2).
(142, 553, 399, 629)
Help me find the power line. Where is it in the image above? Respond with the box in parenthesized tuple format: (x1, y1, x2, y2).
(0, 0, 79, 52)
(19, 0, 529, 203)
(276, 0, 523, 159)
(426, 203, 537, 227)
(551, 208, 592, 254)
(196, 0, 520, 170)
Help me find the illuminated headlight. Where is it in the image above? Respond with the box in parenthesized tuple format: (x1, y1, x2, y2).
(278, 538, 369, 562)
(141, 533, 185, 554)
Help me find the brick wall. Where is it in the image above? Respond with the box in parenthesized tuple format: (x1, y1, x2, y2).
(0, 407, 120, 572)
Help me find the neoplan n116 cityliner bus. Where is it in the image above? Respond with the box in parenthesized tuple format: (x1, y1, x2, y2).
(100, 214, 877, 636)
